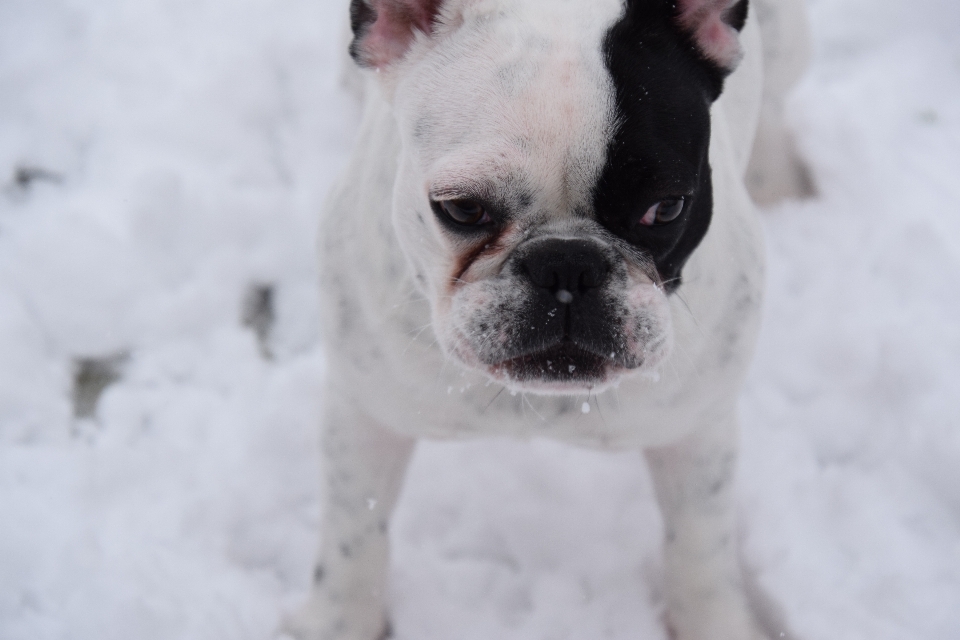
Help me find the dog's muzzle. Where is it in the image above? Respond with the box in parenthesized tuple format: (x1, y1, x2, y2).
(489, 238, 627, 386)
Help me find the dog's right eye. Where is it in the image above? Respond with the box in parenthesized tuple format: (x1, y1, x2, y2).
(435, 199, 491, 226)
(637, 197, 686, 226)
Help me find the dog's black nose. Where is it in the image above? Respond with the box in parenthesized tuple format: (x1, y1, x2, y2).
(519, 239, 610, 302)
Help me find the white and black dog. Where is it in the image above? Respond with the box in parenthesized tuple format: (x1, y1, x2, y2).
(287, 0, 809, 638)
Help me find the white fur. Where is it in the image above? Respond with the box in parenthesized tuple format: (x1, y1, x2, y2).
(284, 1, 809, 639)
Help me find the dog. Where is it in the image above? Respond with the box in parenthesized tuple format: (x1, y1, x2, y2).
(286, 0, 809, 638)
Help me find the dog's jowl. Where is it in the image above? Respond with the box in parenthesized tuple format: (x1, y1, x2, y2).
(285, 1, 808, 639)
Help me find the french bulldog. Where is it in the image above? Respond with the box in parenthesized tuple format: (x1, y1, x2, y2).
(287, 0, 810, 638)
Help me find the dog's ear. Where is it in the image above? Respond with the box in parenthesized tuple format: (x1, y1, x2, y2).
(674, 0, 749, 73)
(349, 0, 446, 69)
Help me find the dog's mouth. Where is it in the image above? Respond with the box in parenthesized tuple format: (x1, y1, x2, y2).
(452, 266, 671, 394)
(489, 340, 625, 391)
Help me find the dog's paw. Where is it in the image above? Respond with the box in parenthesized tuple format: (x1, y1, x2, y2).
(668, 625, 770, 640)
(665, 607, 771, 640)
(280, 594, 390, 640)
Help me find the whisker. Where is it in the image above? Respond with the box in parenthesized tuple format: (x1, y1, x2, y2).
(401, 324, 433, 356)
(405, 322, 433, 337)
(484, 386, 506, 411)
(387, 288, 430, 313)
(667, 338, 701, 382)
(593, 390, 607, 426)
(522, 393, 546, 421)
(672, 289, 705, 337)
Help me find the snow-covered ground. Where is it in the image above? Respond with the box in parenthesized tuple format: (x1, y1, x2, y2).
(1, 0, 958, 638)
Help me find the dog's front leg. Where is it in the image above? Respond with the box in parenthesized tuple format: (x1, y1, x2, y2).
(285, 400, 415, 640)
(645, 416, 767, 640)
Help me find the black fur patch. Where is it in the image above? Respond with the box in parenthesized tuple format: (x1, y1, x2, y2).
(593, 0, 748, 291)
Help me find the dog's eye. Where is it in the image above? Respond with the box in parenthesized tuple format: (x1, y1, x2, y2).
(437, 199, 491, 226)
(637, 197, 685, 226)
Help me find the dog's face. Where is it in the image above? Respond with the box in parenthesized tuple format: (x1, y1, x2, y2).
(351, 0, 747, 393)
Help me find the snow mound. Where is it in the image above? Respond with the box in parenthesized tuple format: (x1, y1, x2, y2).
(1, 0, 958, 638)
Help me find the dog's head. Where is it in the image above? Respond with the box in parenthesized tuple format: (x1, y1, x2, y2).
(350, 0, 748, 394)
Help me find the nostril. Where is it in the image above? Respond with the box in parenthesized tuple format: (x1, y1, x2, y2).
(522, 263, 560, 291)
(578, 266, 604, 292)
(548, 271, 560, 292)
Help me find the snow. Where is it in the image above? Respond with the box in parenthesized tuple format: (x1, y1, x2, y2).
(0, 0, 958, 638)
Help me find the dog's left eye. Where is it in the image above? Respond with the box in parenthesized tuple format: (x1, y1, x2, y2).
(436, 199, 491, 226)
(637, 197, 685, 226)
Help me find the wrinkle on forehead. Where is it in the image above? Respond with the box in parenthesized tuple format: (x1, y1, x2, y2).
(394, 0, 625, 216)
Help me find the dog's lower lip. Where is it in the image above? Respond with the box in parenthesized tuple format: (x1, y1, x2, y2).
(493, 341, 613, 383)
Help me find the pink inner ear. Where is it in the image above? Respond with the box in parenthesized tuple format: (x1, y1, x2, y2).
(676, 0, 742, 69)
(364, 0, 444, 69)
